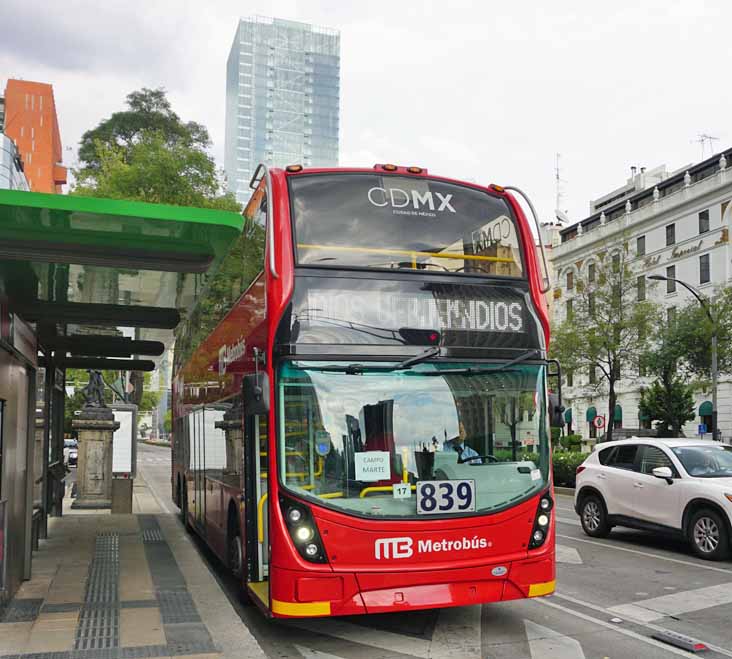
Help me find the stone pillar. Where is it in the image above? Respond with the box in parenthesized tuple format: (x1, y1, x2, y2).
(33, 409, 45, 507)
(216, 400, 244, 477)
(72, 407, 119, 509)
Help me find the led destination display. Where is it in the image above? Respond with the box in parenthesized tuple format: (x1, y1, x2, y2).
(305, 289, 524, 333)
(287, 277, 542, 351)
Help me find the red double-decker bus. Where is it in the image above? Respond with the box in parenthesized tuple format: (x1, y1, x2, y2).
(171, 164, 556, 618)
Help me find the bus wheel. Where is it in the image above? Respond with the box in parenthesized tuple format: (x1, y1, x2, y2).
(181, 482, 191, 531)
(228, 524, 243, 579)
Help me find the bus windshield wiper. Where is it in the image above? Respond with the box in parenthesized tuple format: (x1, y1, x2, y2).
(420, 349, 542, 376)
(305, 346, 441, 375)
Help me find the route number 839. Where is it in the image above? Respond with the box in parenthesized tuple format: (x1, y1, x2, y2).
(416, 480, 475, 515)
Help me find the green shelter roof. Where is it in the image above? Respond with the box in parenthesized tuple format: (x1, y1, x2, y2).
(586, 406, 597, 422)
(0, 189, 243, 354)
(699, 401, 713, 416)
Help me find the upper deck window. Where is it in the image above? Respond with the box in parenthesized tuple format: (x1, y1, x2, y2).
(290, 174, 524, 278)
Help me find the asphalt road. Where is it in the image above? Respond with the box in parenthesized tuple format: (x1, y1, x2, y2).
(138, 442, 732, 658)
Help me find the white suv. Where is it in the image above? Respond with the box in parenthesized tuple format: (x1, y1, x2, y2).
(574, 438, 732, 561)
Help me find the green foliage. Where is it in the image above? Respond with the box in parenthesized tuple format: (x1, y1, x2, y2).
(77, 88, 210, 174)
(639, 380, 695, 437)
(669, 286, 732, 380)
(559, 434, 583, 451)
(552, 451, 586, 487)
(551, 246, 658, 442)
(164, 410, 172, 434)
(551, 427, 561, 444)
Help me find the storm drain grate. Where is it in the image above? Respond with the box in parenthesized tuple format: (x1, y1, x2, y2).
(0, 597, 43, 623)
(141, 528, 165, 544)
(74, 533, 120, 650)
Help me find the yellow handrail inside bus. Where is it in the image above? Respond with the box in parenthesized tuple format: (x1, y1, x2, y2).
(360, 485, 417, 498)
(257, 493, 268, 543)
(298, 243, 515, 263)
(319, 492, 344, 499)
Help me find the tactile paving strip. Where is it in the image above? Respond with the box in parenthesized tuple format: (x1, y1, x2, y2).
(0, 598, 43, 623)
(74, 533, 120, 651)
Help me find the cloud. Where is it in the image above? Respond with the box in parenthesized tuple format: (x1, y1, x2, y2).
(1, 1, 731, 219)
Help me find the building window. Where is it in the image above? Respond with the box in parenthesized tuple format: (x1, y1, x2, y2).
(588, 292, 596, 317)
(566, 370, 573, 387)
(588, 364, 597, 384)
(699, 209, 710, 234)
(588, 262, 596, 283)
(612, 253, 620, 273)
(666, 224, 675, 246)
(637, 275, 646, 301)
(566, 299, 573, 321)
(666, 265, 676, 293)
(636, 235, 645, 256)
(566, 271, 574, 290)
(667, 306, 676, 324)
(700, 253, 710, 284)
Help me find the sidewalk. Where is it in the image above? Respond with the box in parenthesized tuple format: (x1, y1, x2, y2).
(0, 474, 266, 659)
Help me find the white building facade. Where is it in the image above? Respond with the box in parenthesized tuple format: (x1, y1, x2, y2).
(0, 134, 30, 191)
(551, 149, 732, 441)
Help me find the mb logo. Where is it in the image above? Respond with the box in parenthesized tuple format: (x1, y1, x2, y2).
(374, 537, 413, 560)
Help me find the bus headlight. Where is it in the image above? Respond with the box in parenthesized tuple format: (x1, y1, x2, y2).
(295, 525, 314, 542)
(529, 491, 553, 549)
(279, 495, 328, 564)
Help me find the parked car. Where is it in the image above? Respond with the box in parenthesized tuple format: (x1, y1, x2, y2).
(575, 438, 732, 560)
(64, 438, 78, 467)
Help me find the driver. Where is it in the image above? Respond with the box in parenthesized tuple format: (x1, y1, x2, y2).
(443, 422, 481, 463)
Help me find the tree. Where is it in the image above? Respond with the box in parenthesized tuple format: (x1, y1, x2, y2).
(671, 286, 732, 381)
(77, 88, 209, 174)
(639, 380, 695, 437)
(551, 246, 657, 443)
(73, 88, 241, 406)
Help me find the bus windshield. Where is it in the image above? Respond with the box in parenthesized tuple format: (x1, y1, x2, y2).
(290, 174, 524, 277)
(278, 361, 549, 518)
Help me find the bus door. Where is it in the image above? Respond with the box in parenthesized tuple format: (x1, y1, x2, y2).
(243, 413, 269, 584)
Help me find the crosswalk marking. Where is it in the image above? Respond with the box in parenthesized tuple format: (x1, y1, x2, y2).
(294, 644, 346, 659)
(608, 581, 732, 622)
(524, 620, 586, 659)
(290, 618, 431, 658)
(556, 544, 583, 564)
(429, 604, 481, 658)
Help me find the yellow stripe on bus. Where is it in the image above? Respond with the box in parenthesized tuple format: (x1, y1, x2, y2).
(528, 580, 556, 597)
(297, 243, 515, 263)
(272, 598, 331, 616)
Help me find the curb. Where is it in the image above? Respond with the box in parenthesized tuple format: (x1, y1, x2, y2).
(554, 486, 575, 496)
(142, 440, 170, 447)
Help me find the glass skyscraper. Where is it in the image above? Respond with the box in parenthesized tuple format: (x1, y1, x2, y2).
(225, 17, 340, 204)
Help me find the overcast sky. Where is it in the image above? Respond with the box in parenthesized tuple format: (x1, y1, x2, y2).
(1, 0, 730, 222)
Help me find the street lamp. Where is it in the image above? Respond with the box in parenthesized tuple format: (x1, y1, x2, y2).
(648, 274, 719, 441)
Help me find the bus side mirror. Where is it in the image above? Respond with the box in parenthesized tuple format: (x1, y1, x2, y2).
(243, 373, 269, 415)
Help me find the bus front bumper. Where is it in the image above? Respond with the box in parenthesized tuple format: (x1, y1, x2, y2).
(268, 552, 555, 617)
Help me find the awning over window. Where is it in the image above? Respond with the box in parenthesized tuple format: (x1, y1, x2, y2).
(586, 406, 597, 422)
(639, 411, 650, 421)
(699, 401, 713, 416)
(564, 408, 572, 423)
(614, 404, 623, 422)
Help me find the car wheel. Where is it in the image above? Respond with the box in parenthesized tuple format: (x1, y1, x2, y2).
(689, 508, 729, 561)
(580, 494, 611, 538)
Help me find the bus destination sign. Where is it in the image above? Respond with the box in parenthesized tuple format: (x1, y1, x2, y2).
(304, 289, 524, 334)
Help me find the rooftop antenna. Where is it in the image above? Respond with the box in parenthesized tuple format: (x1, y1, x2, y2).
(554, 153, 570, 224)
(695, 134, 720, 160)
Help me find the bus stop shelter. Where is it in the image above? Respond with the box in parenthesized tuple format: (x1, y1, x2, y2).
(0, 188, 242, 603)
